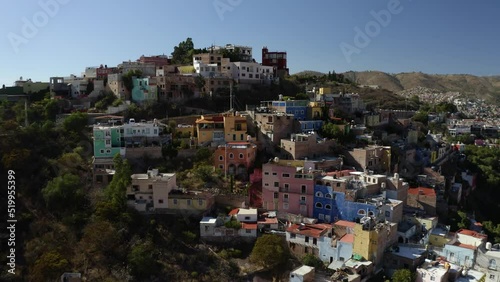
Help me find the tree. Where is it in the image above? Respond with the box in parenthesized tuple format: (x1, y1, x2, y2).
(195, 74, 206, 92)
(295, 93, 309, 100)
(104, 154, 132, 209)
(171, 37, 195, 64)
(195, 147, 212, 163)
(249, 234, 289, 269)
(122, 70, 143, 92)
(412, 111, 429, 125)
(128, 239, 159, 278)
(302, 253, 323, 269)
(62, 111, 88, 133)
(42, 173, 85, 216)
(30, 251, 69, 282)
(391, 269, 415, 282)
(162, 144, 178, 160)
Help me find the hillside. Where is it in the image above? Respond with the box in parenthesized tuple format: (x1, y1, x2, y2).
(342, 71, 500, 101)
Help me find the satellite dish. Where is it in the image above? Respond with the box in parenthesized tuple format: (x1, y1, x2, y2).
(274, 157, 279, 163)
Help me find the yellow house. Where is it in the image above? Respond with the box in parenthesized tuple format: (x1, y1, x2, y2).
(308, 101, 324, 120)
(429, 226, 453, 247)
(319, 87, 331, 95)
(195, 113, 248, 145)
(168, 190, 215, 215)
(223, 114, 248, 142)
(353, 219, 397, 266)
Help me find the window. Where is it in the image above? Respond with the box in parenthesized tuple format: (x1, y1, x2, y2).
(358, 209, 366, 215)
(290, 233, 296, 239)
(368, 211, 375, 216)
(274, 182, 279, 187)
(336, 183, 341, 187)
(105, 140, 111, 145)
(283, 194, 289, 201)
(318, 214, 324, 220)
(282, 173, 290, 178)
(325, 193, 332, 199)
(430, 276, 435, 281)
(100, 149, 104, 154)
(489, 259, 497, 270)
(272, 172, 277, 176)
(219, 165, 224, 169)
(490, 275, 495, 279)
(219, 156, 223, 161)
(264, 183, 269, 186)
(264, 172, 269, 175)
(198, 199, 203, 206)
(283, 203, 289, 209)
(187, 199, 191, 206)
(305, 236, 309, 243)
(148, 185, 153, 190)
(301, 185, 307, 194)
(229, 153, 234, 159)
(385, 211, 391, 217)
(315, 191, 323, 197)
(106, 149, 111, 154)
(273, 192, 278, 199)
(158, 199, 164, 204)
(284, 183, 290, 190)
(245, 229, 252, 234)
(313, 238, 317, 245)
(315, 202, 323, 208)
(325, 204, 331, 210)
(239, 153, 244, 159)
(422, 273, 426, 278)
(174, 199, 178, 205)
(300, 196, 306, 202)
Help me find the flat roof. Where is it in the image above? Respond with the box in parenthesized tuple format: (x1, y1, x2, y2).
(457, 229, 488, 239)
(238, 208, 258, 215)
(389, 245, 427, 260)
(242, 223, 258, 230)
(408, 187, 436, 196)
(334, 220, 356, 228)
(291, 265, 314, 276)
(200, 217, 217, 224)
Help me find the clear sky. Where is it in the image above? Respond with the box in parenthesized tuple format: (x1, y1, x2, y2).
(1, 0, 499, 86)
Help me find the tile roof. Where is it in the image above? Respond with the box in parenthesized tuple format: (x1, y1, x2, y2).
(340, 233, 354, 243)
(457, 229, 488, 239)
(408, 187, 436, 196)
(229, 208, 239, 216)
(286, 223, 331, 238)
(334, 220, 356, 228)
(242, 223, 258, 230)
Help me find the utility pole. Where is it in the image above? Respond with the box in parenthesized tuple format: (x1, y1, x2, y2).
(229, 80, 233, 112)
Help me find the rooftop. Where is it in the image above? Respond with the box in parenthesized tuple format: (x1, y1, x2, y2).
(334, 220, 356, 229)
(340, 233, 354, 243)
(450, 241, 478, 250)
(238, 208, 258, 216)
(200, 217, 217, 224)
(388, 244, 427, 260)
(287, 223, 332, 238)
(408, 187, 436, 196)
(457, 229, 488, 239)
(291, 265, 315, 276)
(242, 223, 258, 230)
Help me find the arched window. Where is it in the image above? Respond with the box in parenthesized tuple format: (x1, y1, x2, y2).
(358, 209, 366, 215)
(219, 156, 223, 161)
(239, 153, 244, 159)
(315, 202, 323, 208)
(490, 259, 497, 270)
(229, 153, 234, 159)
(368, 211, 375, 217)
(325, 204, 331, 210)
(315, 191, 323, 198)
(325, 193, 332, 199)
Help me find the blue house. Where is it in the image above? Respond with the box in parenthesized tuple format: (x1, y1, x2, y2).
(272, 100, 308, 121)
(299, 120, 323, 133)
(313, 185, 380, 223)
(132, 77, 157, 103)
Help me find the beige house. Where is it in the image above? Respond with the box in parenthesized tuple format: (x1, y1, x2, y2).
(127, 169, 177, 212)
(280, 132, 336, 160)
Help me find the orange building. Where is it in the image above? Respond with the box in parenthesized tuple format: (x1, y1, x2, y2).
(214, 142, 257, 178)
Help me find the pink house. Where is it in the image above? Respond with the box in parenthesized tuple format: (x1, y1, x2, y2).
(261, 160, 322, 217)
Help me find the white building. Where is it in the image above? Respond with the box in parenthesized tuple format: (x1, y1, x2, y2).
(290, 265, 315, 282)
(232, 61, 274, 84)
(207, 43, 253, 62)
(122, 119, 162, 139)
(236, 208, 258, 222)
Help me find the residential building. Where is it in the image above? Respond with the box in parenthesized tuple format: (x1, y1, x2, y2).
(126, 169, 176, 212)
(200, 208, 258, 240)
(92, 157, 115, 188)
(254, 111, 296, 145)
(213, 142, 257, 178)
(286, 223, 332, 257)
(231, 61, 274, 85)
(429, 225, 453, 247)
(195, 113, 248, 146)
(107, 73, 127, 99)
(298, 120, 323, 133)
(290, 265, 315, 282)
(319, 220, 355, 264)
(64, 75, 88, 98)
(280, 132, 336, 160)
(475, 243, 500, 282)
(49, 77, 71, 97)
(93, 124, 125, 159)
(346, 146, 391, 174)
(14, 78, 49, 94)
(416, 261, 451, 282)
(207, 44, 253, 62)
(384, 244, 427, 276)
(192, 53, 232, 76)
(385, 173, 410, 203)
(407, 187, 437, 216)
(262, 46, 288, 76)
(307, 101, 324, 120)
(431, 229, 487, 268)
(326, 93, 365, 115)
(167, 189, 215, 215)
(131, 77, 157, 102)
(118, 61, 156, 77)
(261, 159, 323, 217)
(94, 64, 118, 80)
(263, 100, 309, 121)
(352, 217, 398, 266)
(156, 74, 197, 101)
(137, 55, 170, 67)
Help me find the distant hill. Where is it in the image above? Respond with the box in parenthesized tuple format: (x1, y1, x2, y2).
(292, 70, 326, 77)
(342, 71, 500, 101)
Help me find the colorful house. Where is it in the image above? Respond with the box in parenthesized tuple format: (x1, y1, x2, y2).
(213, 142, 257, 178)
(195, 112, 248, 146)
(131, 77, 157, 102)
(286, 223, 332, 257)
(261, 160, 323, 218)
(352, 217, 397, 266)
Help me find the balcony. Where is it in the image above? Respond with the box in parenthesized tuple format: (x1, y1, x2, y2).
(279, 187, 290, 193)
(299, 200, 307, 205)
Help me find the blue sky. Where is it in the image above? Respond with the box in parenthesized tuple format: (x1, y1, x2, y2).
(1, 0, 499, 86)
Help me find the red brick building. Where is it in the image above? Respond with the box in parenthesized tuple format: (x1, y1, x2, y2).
(214, 142, 257, 179)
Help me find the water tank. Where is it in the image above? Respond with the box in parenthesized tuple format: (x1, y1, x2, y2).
(487, 242, 493, 250)
(394, 173, 399, 180)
